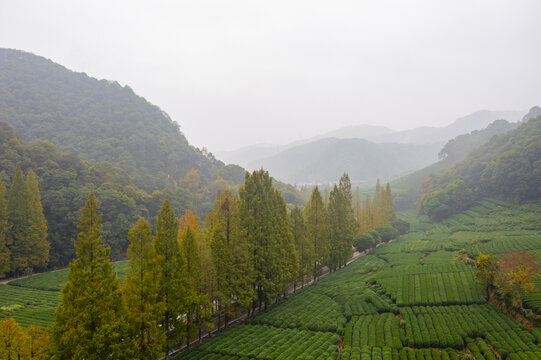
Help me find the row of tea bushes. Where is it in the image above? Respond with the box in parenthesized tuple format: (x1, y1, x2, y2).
(249, 291, 346, 332)
(343, 313, 401, 349)
(376, 271, 486, 306)
(183, 325, 338, 360)
(371, 263, 469, 279)
(399, 305, 537, 357)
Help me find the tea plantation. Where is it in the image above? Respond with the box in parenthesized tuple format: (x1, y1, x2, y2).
(0, 261, 127, 327)
(175, 200, 541, 360)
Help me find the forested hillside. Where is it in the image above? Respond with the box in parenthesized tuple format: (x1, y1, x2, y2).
(0, 48, 245, 192)
(421, 115, 541, 220)
(0, 121, 189, 265)
(390, 119, 519, 210)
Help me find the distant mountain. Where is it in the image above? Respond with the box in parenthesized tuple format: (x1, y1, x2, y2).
(390, 119, 518, 210)
(289, 124, 395, 146)
(253, 138, 443, 184)
(521, 106, 541, 123)
(0, 48, 245, 192)
(370, 110, 524, 144)
(216, 124, 395, 169)
(217, 144, 283, 169)
(434, 114, 541, 202)
(219, 110, 525, 173)
(420, 114, 541, 220)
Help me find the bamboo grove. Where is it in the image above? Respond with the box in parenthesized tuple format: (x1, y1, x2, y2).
(12, 170, 397, 359)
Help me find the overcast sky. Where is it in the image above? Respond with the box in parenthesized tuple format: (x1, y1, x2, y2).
(1, 1, 540, 151)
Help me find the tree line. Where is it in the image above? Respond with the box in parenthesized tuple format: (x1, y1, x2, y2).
(0, 170, 397, 358)
(420, 115, 541, 221)
(2, 170, 366, 359)
(0, 165, 49, 277)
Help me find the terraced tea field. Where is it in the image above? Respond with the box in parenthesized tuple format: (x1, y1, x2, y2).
(175, 200, 541, 360)
(0, 261, 127, 327)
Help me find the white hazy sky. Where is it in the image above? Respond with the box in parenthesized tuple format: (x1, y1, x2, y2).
(1, 1, 540, 151)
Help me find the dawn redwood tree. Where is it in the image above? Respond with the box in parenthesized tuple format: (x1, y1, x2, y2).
(338, 173, 356, 266)
(7, 165, 31, 274)
(328, 185, 349, 271)
(123, 217, 165, 360)
(154, 196, 186, 358)
(50, 191, 131, 360)
(25, 169, 49, 269)
(239, 170, 294, 310)
(178, 209, 213, 343)
(0, 179, 10, 276)
(272, 189, 298, 298)
(304, 187, 329, 281)
(179, 226, 202, 347)
(290, 205, 312, 288)
(208, 190, 254, 327)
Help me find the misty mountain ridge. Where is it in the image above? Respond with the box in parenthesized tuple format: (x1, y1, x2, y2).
(218, 110, 525, 171)
(253, 137, 443, 184)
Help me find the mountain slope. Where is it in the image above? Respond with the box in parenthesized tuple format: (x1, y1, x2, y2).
(371, 110, 524, 144)
(419, 115, 541, 220)
(391, 119, 519, 210)
(0, 48, 245, 191)
(219, 110, 523, 172)
(254, 138, 442, 184)
(435, 114, 541, 201)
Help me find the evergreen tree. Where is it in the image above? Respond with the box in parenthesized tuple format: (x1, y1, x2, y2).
(25, 169, 49, 269)
(304, 187, 329, 281)
(272, 189, 298, 297)
(290, 205, 312, 288)
(178, 209, 213, 343)
(209, 190, 253, 328)
(179, 226, 202, 347)
(7, 165, 31, 273)
(123, 217, 165, 360)
(383, 182, 396, 224)
(239, 170, 285, 309)
(0, 179, 10, 276)
(338, 173, 356, 266)
(327, 185, 343, 271)
(154, 197, 185, 358)
(51, 191, 131, 360)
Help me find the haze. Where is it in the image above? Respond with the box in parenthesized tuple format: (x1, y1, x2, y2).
(1, 0, 540, 152)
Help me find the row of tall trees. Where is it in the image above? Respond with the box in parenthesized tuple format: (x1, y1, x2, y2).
(48, 170, 365, 359)
(0, 165, 49, 277)
(355, 180, 396, 234)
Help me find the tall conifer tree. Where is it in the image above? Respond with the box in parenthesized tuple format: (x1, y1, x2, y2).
(25, 169, 49, 269)
(51, 191, 130, 360)
(239, 170, 289, 309)
(178, 209, 213, 342)
(154, 197, 185, 358)
(123, 217, 165, 360)
(209, 190, 253, 327)
(0, 179, 10, 276)
(7, 165, 30, 273)
(338, 173, 356, 266)
(179, 226, 202, 347)
(304, 187, 329, 281)
(290, 205, 312, 288)
(273, 190, 298, 296)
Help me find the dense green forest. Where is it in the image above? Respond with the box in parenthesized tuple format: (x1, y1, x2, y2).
(389, 119, 520, 211)
(0, 49, 305, 267)
(0, 48, 245, 192)
(0, 121, 199, 266)
(421, 115, 541, 221)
